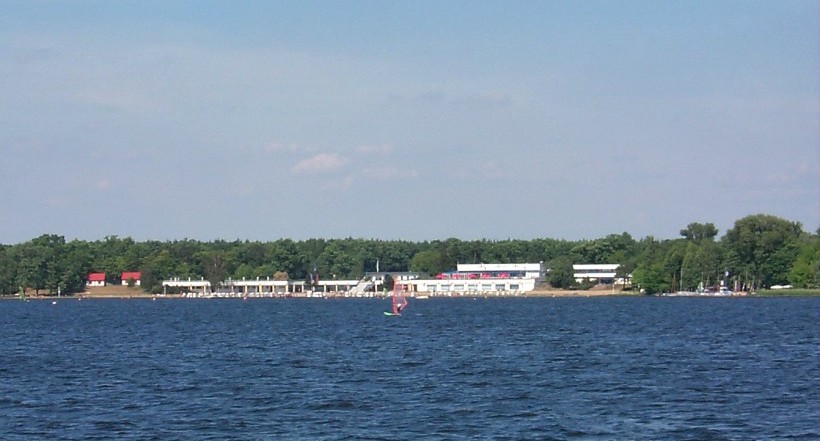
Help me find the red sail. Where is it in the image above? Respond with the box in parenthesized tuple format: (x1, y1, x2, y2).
(392, 282, 408, 315)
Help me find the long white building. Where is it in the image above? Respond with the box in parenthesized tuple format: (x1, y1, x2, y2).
(162, 277, 212, 295)
(456, 263, 546, 280)
(402, 262, 545, 296)
(163, 262, 548, 297)
(573, 264, 624, 284)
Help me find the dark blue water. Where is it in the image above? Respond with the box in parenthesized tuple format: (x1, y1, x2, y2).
(1, 297, 817, 440)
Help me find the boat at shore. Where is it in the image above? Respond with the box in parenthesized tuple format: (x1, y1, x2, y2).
(662, 289, 747, 297)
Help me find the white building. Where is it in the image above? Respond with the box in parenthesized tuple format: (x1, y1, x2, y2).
(403, 262, 545, 296)
(403, 277, 537, 295)
(225, 277, 291, 295)
(573, 264, 621, 284)
(160, 262, 547, 298)
(347, 272, 422, 295)
(162, 277, 212, 295)
(162, 276, 317, 297)
(86, 272, 106, 287)
(311, 279, 361, 294)
(456, 262, 546, 282)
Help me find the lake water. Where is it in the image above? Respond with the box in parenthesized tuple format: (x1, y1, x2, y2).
(0, 296, 817, 440)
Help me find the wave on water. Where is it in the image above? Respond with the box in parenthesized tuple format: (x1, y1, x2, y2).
(0, 297, 817, 440)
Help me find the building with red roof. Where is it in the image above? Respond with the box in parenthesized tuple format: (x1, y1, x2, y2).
(121, 272, 142, 286)
(87, 272, 106, 287)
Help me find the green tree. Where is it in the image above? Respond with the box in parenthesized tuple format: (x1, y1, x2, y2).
(93, 236, 138, 284)
(268, 240, 299, 279)
(435, 238, 466, 271)
(377, 240, 417, 272)
(60, 240, 93, 293)
(141, 249, 176, 293)
(16, 234, 67, 295)
(680, 222, 719, 243)
(631, 263, 667, 294)
(615, 263, 634, 290)
(0, 246, 19, 295)
(234, 263, 256, 280)
(529, 238, 574, 263)
(788, 236, 819, 288)
(722, 214, 803, 289)
(194, 250, 229, 288)
(662, 240, 687, 292)
(410, 250, 444, 275)
(680, 240, 722, 291)
(571, 240, 613, 264)
(483, 240, 526, 263)
(319, 240, 358, 279)
(547, 256, 575, 288)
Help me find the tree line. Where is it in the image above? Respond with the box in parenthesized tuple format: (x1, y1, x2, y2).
(0, 214, 817, 296)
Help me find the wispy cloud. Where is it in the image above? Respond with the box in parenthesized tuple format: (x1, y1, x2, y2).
(291, 153, 349, 175)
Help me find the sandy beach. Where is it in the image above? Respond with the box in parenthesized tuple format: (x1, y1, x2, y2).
(7, 283, 637, 300)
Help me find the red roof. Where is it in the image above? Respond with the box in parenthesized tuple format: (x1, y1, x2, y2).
(121, 272, 142, 281)
(87, 272, 106, 282)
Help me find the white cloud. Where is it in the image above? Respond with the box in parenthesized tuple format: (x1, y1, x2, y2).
(291, 153, 349, 175)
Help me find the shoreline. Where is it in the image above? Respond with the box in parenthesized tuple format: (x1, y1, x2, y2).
(4, 286, 818, 300)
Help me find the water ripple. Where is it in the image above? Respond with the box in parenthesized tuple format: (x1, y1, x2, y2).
(0, 297, 817, 440)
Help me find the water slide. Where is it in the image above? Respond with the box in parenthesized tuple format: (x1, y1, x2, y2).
(349, 280, 374, 295)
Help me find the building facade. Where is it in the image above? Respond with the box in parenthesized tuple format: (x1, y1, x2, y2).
(121, 271, 142, 286)
(86, 272, 106, 287)
(573, 264, 623, 284)
(403, 262, 545, 295)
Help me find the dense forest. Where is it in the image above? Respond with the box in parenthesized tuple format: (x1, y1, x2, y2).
(1, 214, 817, 296)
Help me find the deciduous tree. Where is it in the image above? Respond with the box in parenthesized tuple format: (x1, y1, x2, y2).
(722, 214, 802, 289)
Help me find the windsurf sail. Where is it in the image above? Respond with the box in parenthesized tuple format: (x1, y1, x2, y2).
(391, 282, 409, 315)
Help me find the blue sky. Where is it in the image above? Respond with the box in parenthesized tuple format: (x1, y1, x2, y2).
(1, 1, 818, 244)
